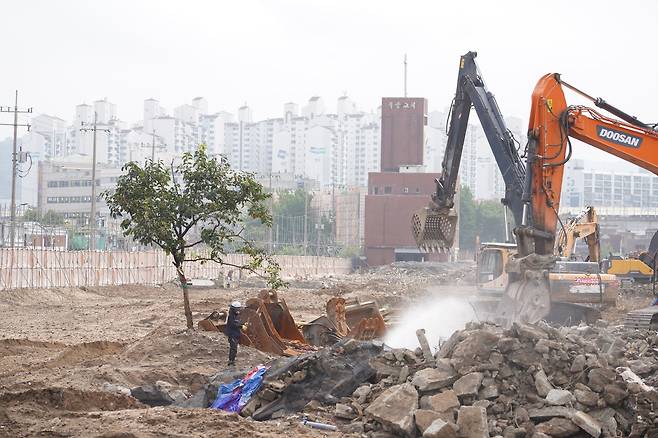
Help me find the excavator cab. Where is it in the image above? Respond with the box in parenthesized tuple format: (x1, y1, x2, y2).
(476, 243, 515, 295)
(411, 205, 458, 252)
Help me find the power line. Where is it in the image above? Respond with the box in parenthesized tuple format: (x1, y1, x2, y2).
(0, 91, 32, 248)
(79, 112, 110, 251)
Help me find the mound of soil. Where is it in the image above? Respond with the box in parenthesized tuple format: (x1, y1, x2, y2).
(49, 341, 125, 367)
(0, 388, 146, 411)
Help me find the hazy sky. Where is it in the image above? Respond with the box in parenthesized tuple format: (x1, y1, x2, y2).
(2, 0, 657, 163)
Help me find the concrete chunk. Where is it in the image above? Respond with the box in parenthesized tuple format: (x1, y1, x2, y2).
(413, 367, 458, 392)
(572, 410, 602, 437)
(428, 390, 460, 413)
(545, 389, 575, 406)
(535, 417, 579, 437)
(417, 329, 435, 363)
(365, 383, 418, 437)
(534, 369, 554, 397)
(513, 322, 548, 341)
(453, 372, 483, 398)
(574, 388, 599, 407)
(415, 409, 451, 434)
(528, 406, 574, 420)
(456, 406, 489, 438)
(423, 419, 457, 438)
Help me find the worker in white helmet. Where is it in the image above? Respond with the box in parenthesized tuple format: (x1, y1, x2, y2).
(226, 301, 243, 366)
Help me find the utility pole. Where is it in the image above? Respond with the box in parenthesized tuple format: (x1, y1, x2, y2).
(0, 91, 32, 248)
(303, 190, 308, 255)
(404, 53, 407, 97)
(150, 129, 157, 162)
(80, 112, 110, 251)
(268, 172, 273, 253)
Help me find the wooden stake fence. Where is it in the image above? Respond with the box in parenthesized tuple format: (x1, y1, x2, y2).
(0, 248, 352, 290)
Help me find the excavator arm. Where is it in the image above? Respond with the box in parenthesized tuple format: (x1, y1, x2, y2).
(516, 73, 658, 259)
(412, 51, 526, 251)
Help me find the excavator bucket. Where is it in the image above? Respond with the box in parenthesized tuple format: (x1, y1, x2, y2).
(256, 289, 307, 344)
(326, 297, 387, 341)
(412, 206, 458, 252)
(197, 290, 313, 356)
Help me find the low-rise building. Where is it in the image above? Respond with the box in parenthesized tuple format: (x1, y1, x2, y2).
(37, 158, 122, 226)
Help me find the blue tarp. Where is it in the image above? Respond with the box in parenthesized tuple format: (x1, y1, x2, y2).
(210, 365, 268, 413)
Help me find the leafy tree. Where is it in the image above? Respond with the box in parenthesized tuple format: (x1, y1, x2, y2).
(459, 185, 507, 251)
(23, 207, 40, 222)
(274, 189, 307, 218)
(104, 146, 283, 329)
(459, 185, 477, 251)
(22, 208, 64, 225)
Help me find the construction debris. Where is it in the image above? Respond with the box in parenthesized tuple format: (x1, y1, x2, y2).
(233, 319, 658, 437)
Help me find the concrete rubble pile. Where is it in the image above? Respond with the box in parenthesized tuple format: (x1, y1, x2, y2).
(337, 321, 658, 437)
(367, 261, 475, 287)
(245, 320, 658, 437)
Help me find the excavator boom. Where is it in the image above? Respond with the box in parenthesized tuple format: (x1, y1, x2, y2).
(412, 51, 525, 251)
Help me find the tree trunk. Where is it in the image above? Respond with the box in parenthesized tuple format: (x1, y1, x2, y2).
(176, 265, 194, 329)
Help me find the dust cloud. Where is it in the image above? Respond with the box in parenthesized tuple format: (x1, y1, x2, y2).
(384, 294, 476, 351)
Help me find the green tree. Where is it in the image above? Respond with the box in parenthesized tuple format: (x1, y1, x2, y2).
(21, 208, 64, 225)
(476, 200, 507, 243)
(458, 185, 507, 251)
(459, 185, 477, 251)
(104, 146, 283, 329)
(274, 189, 307, 218)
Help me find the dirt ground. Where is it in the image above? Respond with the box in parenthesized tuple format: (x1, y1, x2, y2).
(0, 261, 653, 437)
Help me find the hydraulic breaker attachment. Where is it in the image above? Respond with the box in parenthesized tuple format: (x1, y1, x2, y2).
(493, 273, 552, 328)
(412, 205, 458, 252)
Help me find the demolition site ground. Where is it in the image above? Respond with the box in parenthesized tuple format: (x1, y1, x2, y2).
(0, 261, 656, 437)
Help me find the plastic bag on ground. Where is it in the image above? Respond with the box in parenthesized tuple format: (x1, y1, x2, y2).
(210, 365, 268, 413)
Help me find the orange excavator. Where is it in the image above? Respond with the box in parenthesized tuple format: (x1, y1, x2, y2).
(415, 55, 658, 327)
(497, 73, 658, 327)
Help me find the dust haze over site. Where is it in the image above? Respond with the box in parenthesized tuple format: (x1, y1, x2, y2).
(3, 0, 658, 165)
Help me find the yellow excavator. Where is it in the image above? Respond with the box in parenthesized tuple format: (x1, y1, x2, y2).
(477, 206, 612, 293)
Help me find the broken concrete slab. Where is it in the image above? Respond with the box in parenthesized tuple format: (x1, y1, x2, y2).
(456, 406, 489, 438)
(528, 406, 575, 420)
(512, 322, 548, 341)
(417, 329, 435, 363)
(413, 368, 458, 392)
(535, 417, 579, 437)
(574, 388, 599, 407)
(353, 384, 372, 404)
(423, 418, 457, 438)
(478, 385, 499, 400)
(570, 354, 586, 373)
(453, 372, 483, 398)
(415, 409, 449, 434)
(427, 390, 460, 413)
(130, 384, 174, 406)
(587, 368, 616, 393)
(334, 403, 357, 420)
(545, 389, 575, 406)
(365, 383, 418, 437)
(571, 410, 602, 437)
(534, 369, 554, 397)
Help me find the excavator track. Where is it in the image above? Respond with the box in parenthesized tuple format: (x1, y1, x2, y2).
(624, 307, 658, 330)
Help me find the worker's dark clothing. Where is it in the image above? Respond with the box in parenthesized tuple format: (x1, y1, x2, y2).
(226, 307, 242, 365)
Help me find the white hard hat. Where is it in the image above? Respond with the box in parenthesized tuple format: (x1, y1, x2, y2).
(230, 301, 242, 308)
